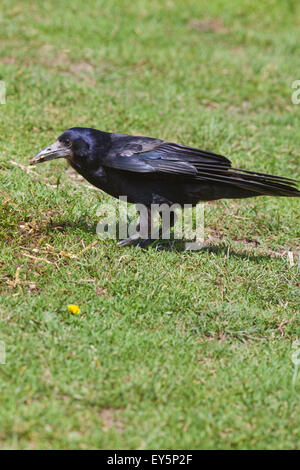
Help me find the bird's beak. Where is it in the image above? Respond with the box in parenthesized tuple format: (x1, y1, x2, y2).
(30, 140, 72, 165)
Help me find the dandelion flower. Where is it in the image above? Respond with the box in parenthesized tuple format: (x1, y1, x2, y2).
(68, 304, 81, 315)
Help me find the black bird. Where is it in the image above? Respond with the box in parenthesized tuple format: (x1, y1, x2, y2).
(30, 127, 300, 247)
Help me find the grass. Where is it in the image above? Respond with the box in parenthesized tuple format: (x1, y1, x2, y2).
(0, 0, 300, 450)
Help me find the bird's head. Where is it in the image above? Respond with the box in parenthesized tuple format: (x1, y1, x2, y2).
(30, 127, 105, 168)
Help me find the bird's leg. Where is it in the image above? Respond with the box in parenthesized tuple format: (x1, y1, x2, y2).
(117, 205, 151, 247)
(117, 231, 141, 247)
(118, 207, 177, 248)
(138, 209, 177, 248)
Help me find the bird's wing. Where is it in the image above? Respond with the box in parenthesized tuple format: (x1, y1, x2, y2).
(102, 138, 299, 196)
(102, 138, 231, 178)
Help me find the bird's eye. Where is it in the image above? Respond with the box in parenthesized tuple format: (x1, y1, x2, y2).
(64, 138, 71, 146)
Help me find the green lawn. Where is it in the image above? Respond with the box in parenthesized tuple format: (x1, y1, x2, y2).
(0, 0, 300, 450)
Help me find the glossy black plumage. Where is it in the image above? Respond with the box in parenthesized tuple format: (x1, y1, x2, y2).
(31, 127, 300, 245)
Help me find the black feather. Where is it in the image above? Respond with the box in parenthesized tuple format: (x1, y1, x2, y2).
(33, 127, 300, 205)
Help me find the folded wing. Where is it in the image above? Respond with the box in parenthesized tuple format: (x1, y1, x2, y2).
(102, 139, 300, 197)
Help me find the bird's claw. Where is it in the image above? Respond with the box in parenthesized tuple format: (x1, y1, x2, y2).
(117, 237, 160, 249)
(117, 235, 141, 247)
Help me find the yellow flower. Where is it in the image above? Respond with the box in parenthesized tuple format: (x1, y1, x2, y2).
(68, 304, 81, 315)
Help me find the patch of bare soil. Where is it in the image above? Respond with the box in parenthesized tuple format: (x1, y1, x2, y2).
(99, 408, 124, 434)
(188, 18, 228, 34)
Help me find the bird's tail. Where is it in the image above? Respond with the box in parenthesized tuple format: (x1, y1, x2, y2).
(194, 164, 300, 198)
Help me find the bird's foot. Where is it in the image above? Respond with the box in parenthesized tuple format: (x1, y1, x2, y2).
(137, 238, 159, 249)
(117, 236, 159, 248)
(117, 233, 141, 247)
